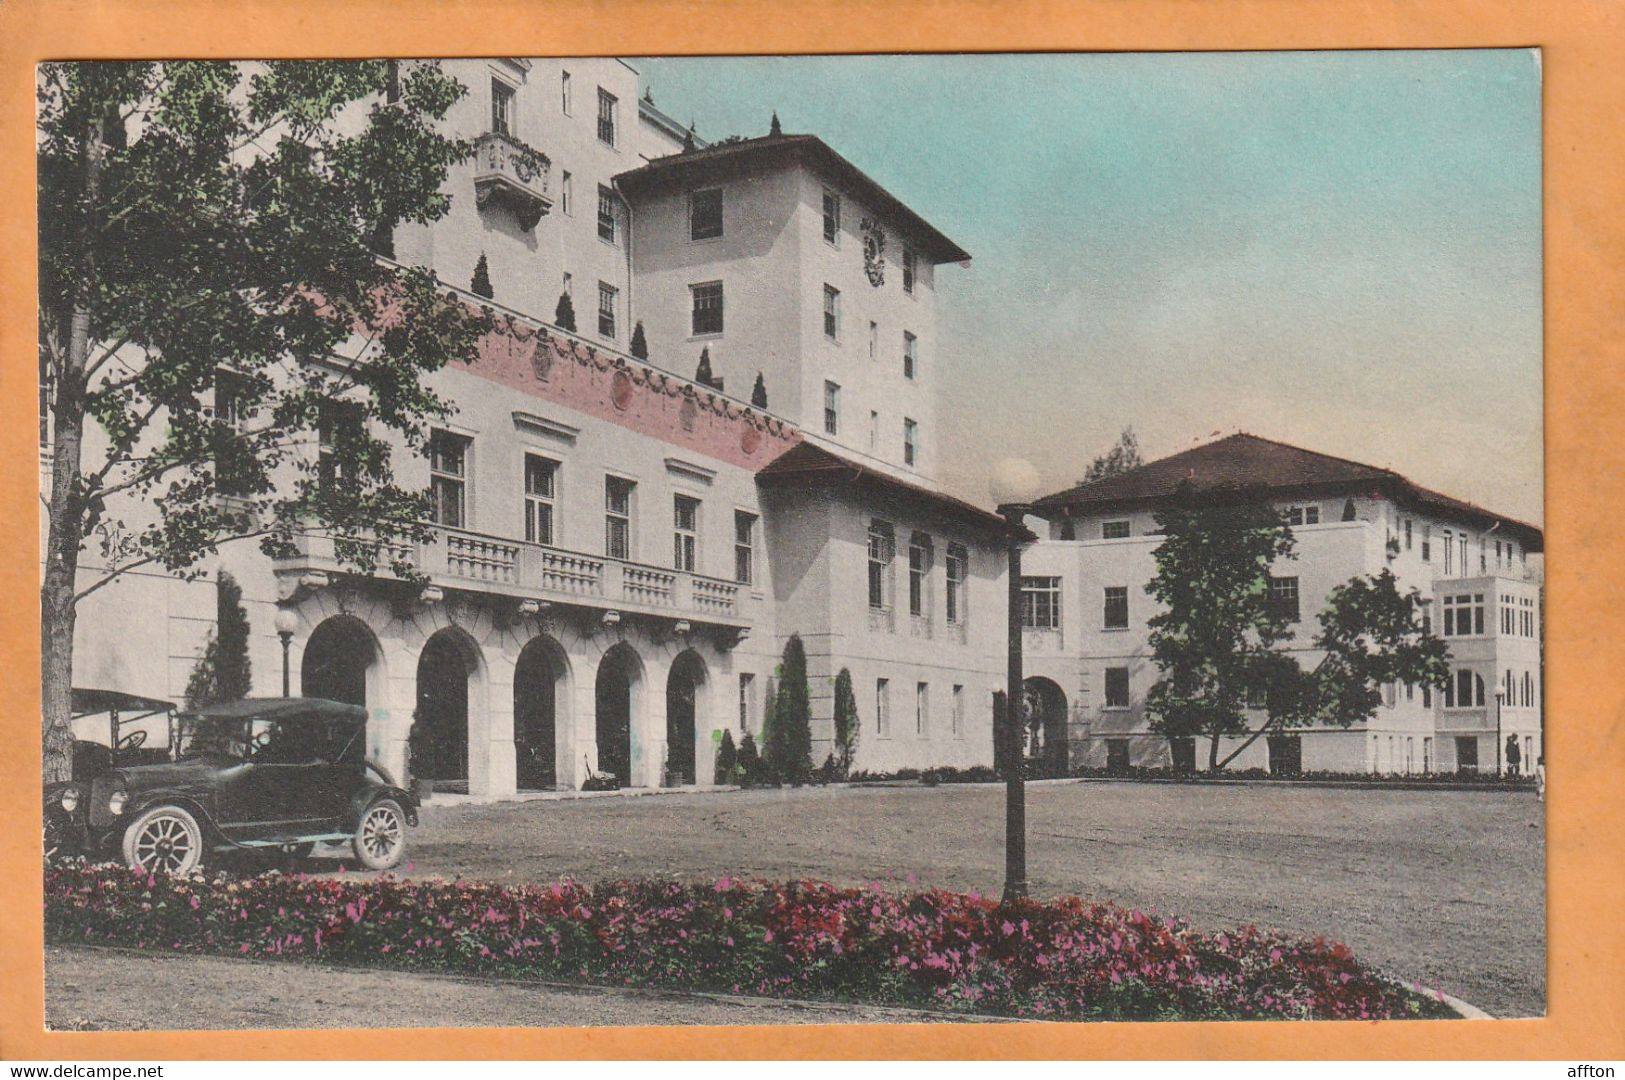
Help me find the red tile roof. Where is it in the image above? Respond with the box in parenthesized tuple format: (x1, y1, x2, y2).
(613, 133, 971, 265)
(756, 441, 1014, 534)
(1033, 433, 1543, 550)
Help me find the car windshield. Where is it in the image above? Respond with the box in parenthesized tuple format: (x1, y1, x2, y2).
(174, 713, 366, 765)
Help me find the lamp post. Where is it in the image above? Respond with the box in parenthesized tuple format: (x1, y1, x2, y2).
(1494, 689, 1505, 776)
(274, 606, 299, 698)
(991, 458, 1042, 903)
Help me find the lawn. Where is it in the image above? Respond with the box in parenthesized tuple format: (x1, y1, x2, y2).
(393, 779, 1544, 1018)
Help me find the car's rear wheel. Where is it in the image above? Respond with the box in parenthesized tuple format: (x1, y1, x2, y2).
(352, 799, 405, 870)
(122, 806, 203, 876)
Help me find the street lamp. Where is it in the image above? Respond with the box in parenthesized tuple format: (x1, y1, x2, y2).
(991, 457, 1042, 903)
(1494, 689, 1505, 776)
(274, 606, 300, 698)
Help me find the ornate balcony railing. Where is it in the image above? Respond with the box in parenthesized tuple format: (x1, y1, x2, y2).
(274, 525, 746, 626)
(473, 131, 552, 231)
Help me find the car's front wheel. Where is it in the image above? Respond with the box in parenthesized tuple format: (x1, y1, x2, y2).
(122, 805, 203, 876)
(351, 799, 406, 870)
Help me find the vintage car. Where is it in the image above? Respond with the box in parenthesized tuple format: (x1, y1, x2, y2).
(67, 688, 179, 780)
(44, 697, 418, 875)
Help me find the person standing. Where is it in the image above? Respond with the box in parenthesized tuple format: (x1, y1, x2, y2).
(1536, 755, 1545, 801)
(1505, 733, 1522, 777)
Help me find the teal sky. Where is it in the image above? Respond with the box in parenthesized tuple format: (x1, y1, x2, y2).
(634, 51, 1543, 525)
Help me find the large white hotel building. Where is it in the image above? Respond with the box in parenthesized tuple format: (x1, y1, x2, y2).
(54, 58, 1543, 796)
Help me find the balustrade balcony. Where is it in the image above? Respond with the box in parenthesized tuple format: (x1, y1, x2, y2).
(273, 524, 747, 627)
(473, 132, 552, 230)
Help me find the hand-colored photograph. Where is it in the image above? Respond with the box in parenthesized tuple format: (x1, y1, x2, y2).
(36, 50, 1543, 1031)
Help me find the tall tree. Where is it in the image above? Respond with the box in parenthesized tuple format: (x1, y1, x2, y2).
(750, 372, 768, 410)
(629, 321, 648, 360)
(553, 291, 577, 332)
(1081, 426, 1144, 483)
(764, 634, 813, 785)
(183, 571, 253, 709)
(831, 667, 859, 776)
(469, 253, 494, 299)
(1143, 484, 1299, 770)
(38, 61, 489, 781)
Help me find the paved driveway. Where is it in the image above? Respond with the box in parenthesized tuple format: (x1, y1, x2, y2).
(389, 779, 1544, 1018)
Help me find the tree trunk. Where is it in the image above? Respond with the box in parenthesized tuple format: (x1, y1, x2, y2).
(41, 114, 103, 784)
(1207, 730, 1221, 773)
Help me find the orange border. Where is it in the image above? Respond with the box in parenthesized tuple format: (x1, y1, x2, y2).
(2, 0, 1621, 1061)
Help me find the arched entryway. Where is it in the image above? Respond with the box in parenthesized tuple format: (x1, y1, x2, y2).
(301, 615, 378, 707)
(1023, 677, 1069, 778)
(514, 636, 568, 791)
(594, 644, 642, 786)
(414, 628, 477, 790)
(665, 650, 708, 787)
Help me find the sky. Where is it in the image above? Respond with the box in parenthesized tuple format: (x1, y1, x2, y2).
(634, 51, 1544, 525)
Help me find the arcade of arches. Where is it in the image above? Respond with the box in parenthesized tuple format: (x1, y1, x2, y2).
(283, 594, 730, 798)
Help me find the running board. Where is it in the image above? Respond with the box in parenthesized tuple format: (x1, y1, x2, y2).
(231, 833, 352, 848)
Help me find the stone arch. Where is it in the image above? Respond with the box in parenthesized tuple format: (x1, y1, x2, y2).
(514, 634, 572, 791)
(594, 641, 645, 787)
(413, 625, 486, 792)
(1023, 676, 1069, 777)
(664, 648, 710, 787)
(301, 614, 384, 709)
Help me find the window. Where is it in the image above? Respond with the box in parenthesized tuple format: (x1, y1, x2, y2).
(673, 495, 699, 571)
(1503, 668, 1515, 704)
(491, 78, 515, 136)
(952, 685, 965, 737)
(597, 281, 617, 339)
(212, 369, 256, 495)
(868, 410, 879, 452)
(689, 187, 723, 241)
(560, 70, 572, 115)
(1442, 594, 1486, 637)
(876, 678, 890, 736)
(428, 429, 470, 528)
(1422, 526, 1432, 563)
(317, 401, 363, 496)
(903, 249, 917, 294)
(1442, 529, 1455, 574)
(691, 281, 724, 336)
(560, 171, 572, 215)
(1103, 586, 1129, 629)
(916, 682, 929, 736)
(903, 332, 917, 379)
(1444, 668, 1485, 709)
(1520, 597, 1535, 637)
(867, 520, 895, 610)
(823, 381, 841, 435)
(822, 189, 841, 245)
(1480, 538, 1487, 573)
(1459, 535, 1468, 576)
(734, 511, 756, 585)
(1423, 737, 1433, 773)
(908, 532, 933, 618)
(1104, 667, 1130, 709)
(738, 673, 753, 732)
(868, 321, 878, 361)
(597, 186, 617, 244)
(1286, 505, 1320, 527)
(1021, 576, 1061, 630)
(1501, 596, 1516, 636)
(1267, 576, 1300, 622)
(523, 454, 558, 545)
(605, 476, 634, 560)
(1102, 520, 1131, 540)
(596, 87, 617, 146)
(1522, 670, 1534, 708)
(823, 285, 840, 340)
(945, 544, 968, 625)
(903, 418, 918, 467)
(1405, 518, 1413, 550)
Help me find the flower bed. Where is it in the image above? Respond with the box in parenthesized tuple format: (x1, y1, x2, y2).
(848, 764, 1536, 787)
(45, 863, 1453, 1021)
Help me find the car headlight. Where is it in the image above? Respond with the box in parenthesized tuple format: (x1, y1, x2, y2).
(58, 787, 79, 813)
(108, 790, 127, 816)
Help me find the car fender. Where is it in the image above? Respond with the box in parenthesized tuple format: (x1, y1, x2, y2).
(344, 783, 419, 833)
(120, 791, 228, 845)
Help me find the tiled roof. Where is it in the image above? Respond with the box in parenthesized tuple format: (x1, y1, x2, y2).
(1033, 433, 1543, 550)
(613, 133, 971, 265)
(756, 441, 1013, 534)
